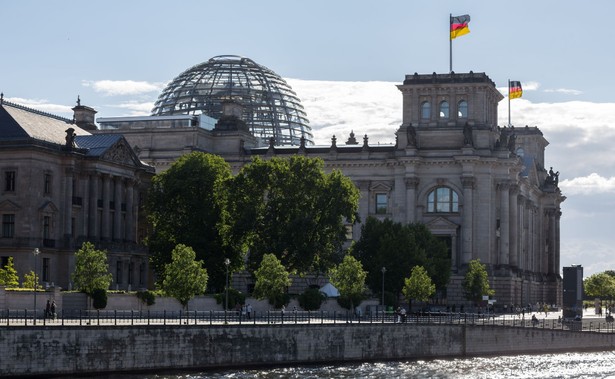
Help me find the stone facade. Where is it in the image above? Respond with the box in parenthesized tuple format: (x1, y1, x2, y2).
(96, 71, 565, 308)
(0, 99, 154, 290)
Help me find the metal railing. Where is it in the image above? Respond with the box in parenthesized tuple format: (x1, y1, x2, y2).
(2, 309, 614, 333)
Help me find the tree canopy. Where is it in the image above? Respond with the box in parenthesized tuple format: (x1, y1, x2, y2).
(402, 265, 436, 311)
(328, 254, 367, 310)
(225, 156, 359, 274)
(584, 272, 615, 300)
(353, 217, 450, 297)
(146, 152, 236, 292)
(161, 244, 209, 308)
(71, 241, 113, 294)
(0, 257, 19, 287)
(462, 259, 494, 304)
(253, 253, 291, 308)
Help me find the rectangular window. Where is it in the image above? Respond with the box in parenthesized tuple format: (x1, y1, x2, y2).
(43, 216, 51, 240)
(4, 171, 16, 192)
(375, 193, 388, 214)
(42, 258, 50, 282)
(2, 214, 15, 238)
(44, 174, 52, 195)
(116, 261, 123, 284)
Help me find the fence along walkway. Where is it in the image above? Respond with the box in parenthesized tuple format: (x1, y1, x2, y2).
(1, 309, 613, 333)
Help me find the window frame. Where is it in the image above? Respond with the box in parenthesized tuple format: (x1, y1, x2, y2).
(420, 101, 431, 120)
(439, 100, 450, 119)
(427, 187, 459, 213)
(375, 193, 388, 215)
(2, 214, 15, 238)
(4, 170, 16, 192)
(458, 100, 468, 118)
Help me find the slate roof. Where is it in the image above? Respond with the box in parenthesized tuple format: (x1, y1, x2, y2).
(74, 134, 123, 157)
(0, 100, 90, 144)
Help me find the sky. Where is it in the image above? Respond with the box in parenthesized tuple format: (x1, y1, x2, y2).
(1, 1, 614, 278)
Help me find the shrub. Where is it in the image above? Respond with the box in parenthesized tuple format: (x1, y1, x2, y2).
(336, 293, 364, 310)
(136, 290, 156, 306)
(91, 288, 108, 309)
(214, 288, 246, 310)
(298, 287, 326, 311)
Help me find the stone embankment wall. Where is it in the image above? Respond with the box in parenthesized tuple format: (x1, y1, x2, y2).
(2, 324, 615, 377)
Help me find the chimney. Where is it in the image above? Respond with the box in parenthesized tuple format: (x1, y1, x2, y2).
(71, 96, 98, 131)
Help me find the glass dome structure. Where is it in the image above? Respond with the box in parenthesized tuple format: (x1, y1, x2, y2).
(151, 55, 313, 146)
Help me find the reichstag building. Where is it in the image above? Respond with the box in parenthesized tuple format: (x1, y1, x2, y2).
(0, 55, 564, 307)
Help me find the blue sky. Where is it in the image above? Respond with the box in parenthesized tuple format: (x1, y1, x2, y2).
(2, 1, 614, 277)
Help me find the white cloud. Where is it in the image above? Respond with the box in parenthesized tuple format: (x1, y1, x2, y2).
(81, 80, 166, 96)
(4, 97, 73, 114)
(544, 88, 583, 95)
(559, 173, 615, 195)
(113, 101, 155, 116)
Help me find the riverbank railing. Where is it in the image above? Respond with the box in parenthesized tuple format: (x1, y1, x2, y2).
(1, 309, 613, 333)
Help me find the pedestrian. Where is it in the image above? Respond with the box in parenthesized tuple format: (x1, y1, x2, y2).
(45, 300, 51, 319)
(50, 300, 56, 320)
(247, 303, 252, 319)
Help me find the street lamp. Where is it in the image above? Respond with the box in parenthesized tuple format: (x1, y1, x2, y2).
(224, 258, 230, 323)
(381, 266, 386, 311)
(33, 248, 40, 325)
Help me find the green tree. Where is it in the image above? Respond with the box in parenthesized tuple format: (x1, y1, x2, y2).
(146, 152, 236, 292)
(23, 271, 39, 289)
(72, 241, 112, 295)
(402, 265, 435, 312)
(584, 272, 615, 300)
(225, 156, 359, 274)
(328, 254, 367, 310)
(253, 253, 291, 308)
(0, 257, 19, 287)
(353, 217, 450, 299)
(462, 259, 494, 305)
(161, 244, 209, 308)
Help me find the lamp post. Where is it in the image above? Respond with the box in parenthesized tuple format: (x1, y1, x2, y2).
(381, 266, 386, 314)
(224, 258, 230, 323)
(33, 248, 40, 325)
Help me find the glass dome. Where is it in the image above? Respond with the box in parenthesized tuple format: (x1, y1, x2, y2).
(151, 55, 312, 146)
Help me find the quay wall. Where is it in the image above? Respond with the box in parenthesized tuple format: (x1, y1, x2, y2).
(2, 324, 615, 377)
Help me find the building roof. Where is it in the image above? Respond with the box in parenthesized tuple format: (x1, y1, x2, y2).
(0, 100, 90, 144)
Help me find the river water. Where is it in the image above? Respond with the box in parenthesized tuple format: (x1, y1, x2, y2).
(71, 351, 615, 379)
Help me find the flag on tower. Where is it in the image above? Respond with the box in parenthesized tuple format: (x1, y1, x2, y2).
(509, 81, 523, 99)
(450, 14, 471, 39)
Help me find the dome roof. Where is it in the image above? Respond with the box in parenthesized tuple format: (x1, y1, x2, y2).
(151, 55, 312, 146)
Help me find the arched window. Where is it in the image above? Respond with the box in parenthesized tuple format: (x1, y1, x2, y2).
(427, 187, 459, 213)
(458, 100, 468, 118)
(439, 101, 449, 119)
(421, 101, 431, 119)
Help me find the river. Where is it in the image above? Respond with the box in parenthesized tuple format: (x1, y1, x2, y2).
(63, 351, 615, 379)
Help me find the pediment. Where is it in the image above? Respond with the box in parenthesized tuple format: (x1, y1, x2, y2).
(369, 181, 393, 192)
(425, 216, 459, 232)
(39, 201, 59, 213)
(102, 138, 140, 166)
(0, 199, 21, 212)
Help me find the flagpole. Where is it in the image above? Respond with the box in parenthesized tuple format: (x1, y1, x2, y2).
(508, 79, 511, 127)
(449, 14, 453, 73)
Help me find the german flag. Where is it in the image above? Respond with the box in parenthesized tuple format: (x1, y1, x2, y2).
(450, 14, 471, 40)
(509, 81, 523, 99)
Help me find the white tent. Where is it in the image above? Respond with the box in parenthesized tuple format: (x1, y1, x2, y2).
(319, 283, 340, 298)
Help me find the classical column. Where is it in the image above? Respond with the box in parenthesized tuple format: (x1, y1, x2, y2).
(394, 175, 405, 223)
(498, 181, 510, 266)
(508, 185, 519, 267)
(64, 169, 74, 239)
(113, 177, 123, 241)
(555, 210, 562, 273)
(461, 177, 475, 264)
(88, 174, 100, 239)
(125, 179, 135, 243)
(355, 180, 370, 240)
(405, 177, 419, 223)
(101, 174, 111, 241)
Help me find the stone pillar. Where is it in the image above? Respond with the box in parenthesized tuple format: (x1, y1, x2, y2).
(64, 169, 74, 240)
(555, 210, 562, 274)
(125, 179, 135, 243)
(509, 185, 519, 267)
(88, 174, 100, 239)
(394, 175, 405, 223)
(101, 174, 111, 241)
(114, 177, 123, 241)
(405, 177, 419, 223)
(498, 181, 510, 266)
(355, 180, 370, 240)
(461, 177, 475, 264)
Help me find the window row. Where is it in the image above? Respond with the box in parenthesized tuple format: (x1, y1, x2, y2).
(3, 170, 53, 195)
(421, 100, 468, 120)
(374, 186, 459, 214)
(0, 256, 51, 282)
(2, 214, 53, 239)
